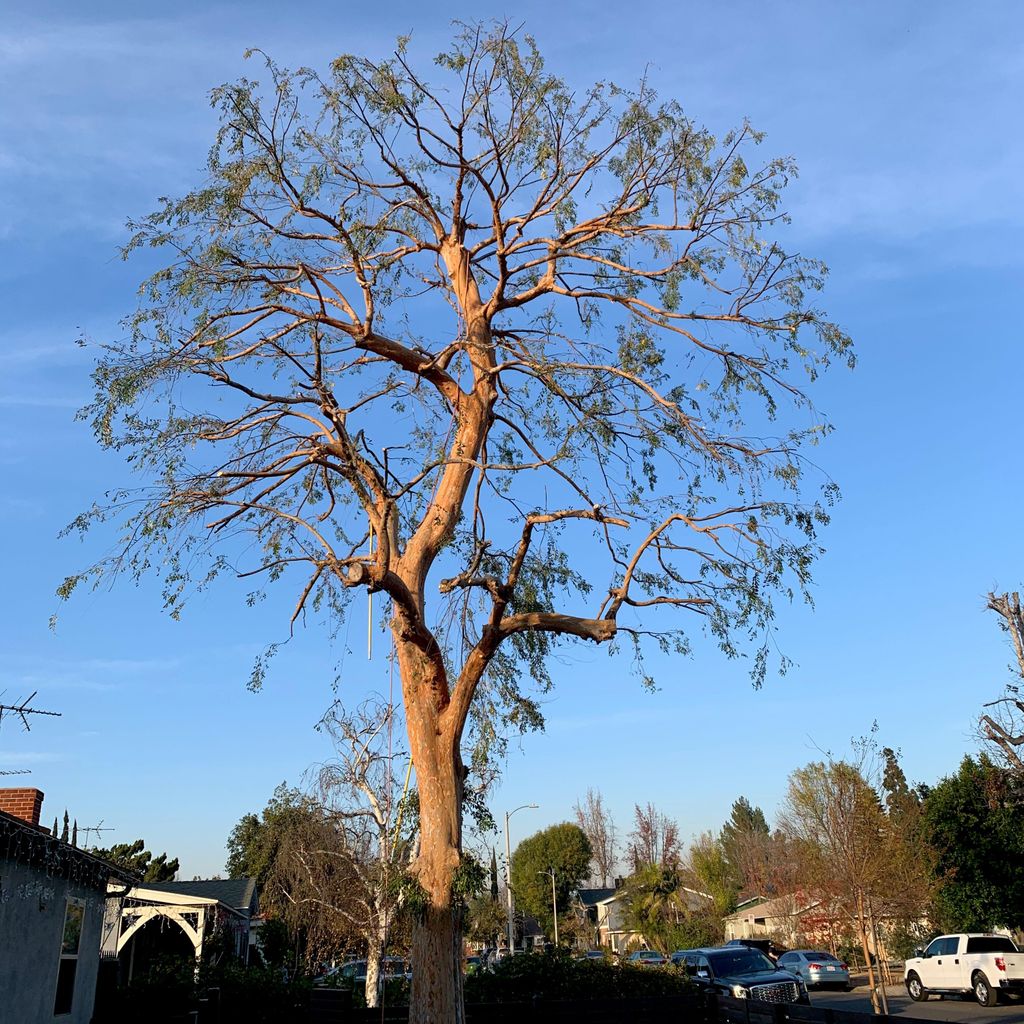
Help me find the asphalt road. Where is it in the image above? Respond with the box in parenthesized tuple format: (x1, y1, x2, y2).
(812, 983, 1024, 1022)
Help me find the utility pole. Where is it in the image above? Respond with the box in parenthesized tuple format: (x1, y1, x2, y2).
(504, 803, 538, 952)
(538, 869, 558, 946)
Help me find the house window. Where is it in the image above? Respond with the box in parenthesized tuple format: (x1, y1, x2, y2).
(54, 899, 85, 1016)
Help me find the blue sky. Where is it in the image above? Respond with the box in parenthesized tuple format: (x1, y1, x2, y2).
(1, 1, 1023, 876)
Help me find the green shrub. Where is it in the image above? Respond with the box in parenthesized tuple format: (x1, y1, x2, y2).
(464, 948, 690, 1003)
(99, 955, 311, 1024)
(351, 975, 411, 1007)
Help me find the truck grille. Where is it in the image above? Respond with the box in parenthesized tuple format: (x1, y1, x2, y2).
(750, 982, 799, 1004)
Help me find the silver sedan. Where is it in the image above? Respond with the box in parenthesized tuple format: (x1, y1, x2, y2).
(776, 950, 852, 989)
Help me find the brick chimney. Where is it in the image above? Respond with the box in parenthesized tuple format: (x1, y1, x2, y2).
(0, 788, 44, 827)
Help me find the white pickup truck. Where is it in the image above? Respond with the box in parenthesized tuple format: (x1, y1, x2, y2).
(904, 933, 1024, 1006)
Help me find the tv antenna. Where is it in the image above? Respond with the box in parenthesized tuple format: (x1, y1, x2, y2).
(0, 692, 61, 732)
(79, 820, 114, 846)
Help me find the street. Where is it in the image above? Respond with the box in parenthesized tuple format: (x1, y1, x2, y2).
(812, 984, 1024, 1022)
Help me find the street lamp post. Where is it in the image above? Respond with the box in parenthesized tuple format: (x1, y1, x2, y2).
(538, 869, 558, 946)
(504, 803, 538, 952)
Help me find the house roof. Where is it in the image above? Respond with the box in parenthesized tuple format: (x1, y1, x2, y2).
(595, 884, 711, 910)
(0, 808, 136, 891)
(141, 877, 258, 915)
(723, 892, 818, 922)
(577, 887, 616, 907)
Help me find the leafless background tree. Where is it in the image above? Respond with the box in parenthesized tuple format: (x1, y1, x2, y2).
(574, 788, 618, 887)
(268, 699, 414, 1007)
(981, 591, 1024, 771)
(627, 802, 681, 871)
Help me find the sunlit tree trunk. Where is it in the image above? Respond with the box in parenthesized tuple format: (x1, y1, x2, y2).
(405, 695, 465, 1024)
(867, 901, 890, 1013)
(856, 892, 880, 1015)
(363, 888, 390, 1009)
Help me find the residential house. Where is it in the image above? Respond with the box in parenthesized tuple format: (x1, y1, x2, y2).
(0, 788, 134, 1024)
(722, 892, 823, 947)
(589, 881, 711, 953)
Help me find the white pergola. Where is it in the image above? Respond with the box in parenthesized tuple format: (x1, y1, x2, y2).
(112, 885, 247, 978)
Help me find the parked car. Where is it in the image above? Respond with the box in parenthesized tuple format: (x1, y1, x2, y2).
(905, 933, 1024, 1006)
(724, 938, 781, 961)
(676, 947, 810, 1004)
(626, 949, 669, 967)
(314, 956, 410, 987)
(575, 950, 607, 961)
(776, 950, 851, 990)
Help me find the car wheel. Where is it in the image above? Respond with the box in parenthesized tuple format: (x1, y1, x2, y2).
(974, 972, 998, 1008)
(906, 972, 927, 1002)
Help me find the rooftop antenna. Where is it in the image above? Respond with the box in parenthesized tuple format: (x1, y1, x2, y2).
(79, 820, 114, 846)
(0, 691, 61, 732)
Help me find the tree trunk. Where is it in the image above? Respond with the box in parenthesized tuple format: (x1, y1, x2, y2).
(400, 646, 466, 1024)
(407, 769, 464, 1024)
(868, 905, 889, 1014)
(363, 901, 389, 1009)
(855, 893, 880, 1014)
(364, 932, 382, 1009)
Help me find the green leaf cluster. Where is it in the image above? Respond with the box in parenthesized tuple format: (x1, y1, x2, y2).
(922, 755, 1024, 931)
(91, 838, 180, 883)
(509, 823, 592, 934)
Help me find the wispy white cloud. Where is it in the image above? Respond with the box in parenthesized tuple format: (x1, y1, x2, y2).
(0, 496, 46, 515)
(0, 656, 181, 695)
(80, 657, 181, 673)
(544, 706, 663, 733)
(0, 341, 88, 368)
(0, 673, 119, 693)
(0, 750, 64, 765)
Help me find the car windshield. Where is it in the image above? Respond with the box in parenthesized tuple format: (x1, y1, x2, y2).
(966, 937, 1018, 954)
(708, 950, 778, 975)
(808, 952, 840, 962)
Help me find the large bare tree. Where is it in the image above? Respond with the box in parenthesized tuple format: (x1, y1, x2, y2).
(626, 802, 682, 872)
(981, 591, 1024, 771)
(258, 700, 413, 1007)
(62, 25, 850, 1022)
(574, 788, 617, 887)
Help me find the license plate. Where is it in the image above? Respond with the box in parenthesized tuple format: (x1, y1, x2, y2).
(826, 966, 835, 972)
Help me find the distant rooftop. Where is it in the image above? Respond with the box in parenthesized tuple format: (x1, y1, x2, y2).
(141, 877, 257, 915)
(577, 887, 616, 907)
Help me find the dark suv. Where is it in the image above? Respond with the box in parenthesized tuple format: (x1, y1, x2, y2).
(676, 947, 809, 1005)
(724, 938, 776, 958)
